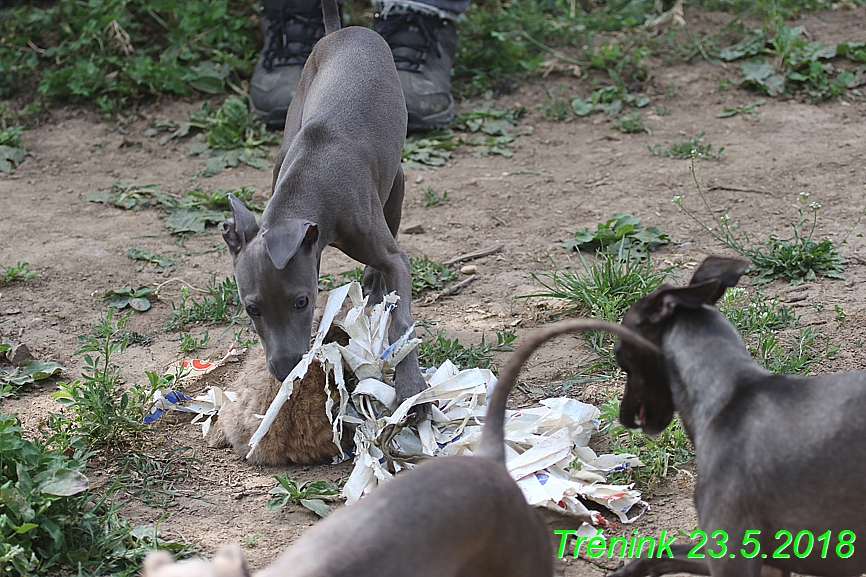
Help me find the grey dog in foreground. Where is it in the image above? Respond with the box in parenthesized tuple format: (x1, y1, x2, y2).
(222, 0, 427, 414)
(606, 255, 866, 577)
(144, 318, 663, 577)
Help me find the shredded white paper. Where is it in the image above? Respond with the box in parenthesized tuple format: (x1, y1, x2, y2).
(152, 282, 648, 527)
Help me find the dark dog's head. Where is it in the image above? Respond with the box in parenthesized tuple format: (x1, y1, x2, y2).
(615, 256, 749, 435)
(223, 194, 320, 382)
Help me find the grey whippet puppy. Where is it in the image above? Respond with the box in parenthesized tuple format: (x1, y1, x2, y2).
(222, 0, 427, 413)
(144, 319, 661, 577)
(605, 255, 866, 577)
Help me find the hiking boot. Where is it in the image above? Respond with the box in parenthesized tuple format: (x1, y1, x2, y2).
(251, 0, 328, 126)
(374, 9, 457, 131)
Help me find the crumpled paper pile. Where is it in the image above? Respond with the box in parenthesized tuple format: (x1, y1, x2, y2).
(149, 281, 647, 526)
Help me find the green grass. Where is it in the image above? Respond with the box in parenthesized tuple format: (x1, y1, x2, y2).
(675, 159, 856, 284)
(719, 287, 838, 375)
(165, 276, 244, 331)
(178, 331, 210, 354)
(418, 329, 517, 370)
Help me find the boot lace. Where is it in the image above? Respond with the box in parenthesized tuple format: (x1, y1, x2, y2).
(261, 5, 326, 71)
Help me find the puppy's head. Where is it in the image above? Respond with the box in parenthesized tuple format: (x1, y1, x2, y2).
(223, 194, 320, 381)
(142, 545, 250, 577)
(615, 256, 749, 435)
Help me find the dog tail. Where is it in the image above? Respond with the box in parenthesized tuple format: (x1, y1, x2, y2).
(322, 0, 341, 35)
(475, 318, 660, 463)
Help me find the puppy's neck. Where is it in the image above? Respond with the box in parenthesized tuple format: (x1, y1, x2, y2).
(663, 307, 769, 443)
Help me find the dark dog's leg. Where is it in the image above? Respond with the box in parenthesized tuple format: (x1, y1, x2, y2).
(363, 167, 404, 307)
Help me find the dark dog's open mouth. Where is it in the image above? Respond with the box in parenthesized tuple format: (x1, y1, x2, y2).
(634, 402, 646, 427)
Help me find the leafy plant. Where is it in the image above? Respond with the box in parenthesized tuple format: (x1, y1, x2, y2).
(418, 329, 517, 370)
(84, 181, 173, 211)
(421, 187, 449, 207)
(564, 213, 670, 258)
(1, 414, 188, 576)
(674, 160, 856, 284)
(318, 267, 365, 291)
(102, 285, 155, 312)
(716, 98, 766, 118)
(1, 0, 257, 110)
(181, 97, 281, 176)
(165, 276, 244, 331)
(1, 360, 64, 400)
(1, 261, 38, 285)
(0, 106, 28, 173)
(571, 85, 650, 118)
(50, 311, 160, 449)
(650, 132, 724, 159)
(267, 474, 341, 518)
(402, 131, 458, 169)
(719, 25, 866, 101)
(454, 107, 525, 157)
(599, 399, 693, 489)
(410, 256, 458, 294)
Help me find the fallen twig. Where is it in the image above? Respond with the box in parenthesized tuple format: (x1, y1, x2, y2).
(443, 245, 503, 266)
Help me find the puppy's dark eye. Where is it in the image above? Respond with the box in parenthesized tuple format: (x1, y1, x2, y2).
(246, 303, 261, 317)
(295, 295, 309, 310)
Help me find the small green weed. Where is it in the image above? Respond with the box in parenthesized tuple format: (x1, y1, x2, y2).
(178, 331, 210, 354)
(51, 311, 164, 449)
(166, 276, 244, 331)
(1, 261, 38, 285)
(716, 99, 766, 118)
(318, 267, 365, 291)
(564, 213, 669, 258)
(116, 447, 201, 508)
(540, 87, 572, 121)
(410, 256, 458, 294)
(571, 85, 650, 118)
(242, 533, 261, 548)
(267, 474, 341, 518)
(127, 247, 177, 273)
(418, 329, 517, 370)
(650, 132, 724, 159)
(599, 399, 693, 490)
(84, 181, 173, 211)
(675, 160, 856, 284)
(611, 110, 648, 134)
(453, 107, 525, 157)
(402, 131, 458, 169)
(102, 285, 155, 312)
(421, 187, 449, 207)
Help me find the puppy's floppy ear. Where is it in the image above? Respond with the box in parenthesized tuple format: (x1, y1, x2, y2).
(626, 279, 726, 328)
(223, 194, 260, 258)
(688, 256, 749, 302)
(212, 544, 250, 577)
(262, 219, 318, 270)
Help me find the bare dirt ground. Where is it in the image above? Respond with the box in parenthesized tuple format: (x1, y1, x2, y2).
(2, 7, 866, 575)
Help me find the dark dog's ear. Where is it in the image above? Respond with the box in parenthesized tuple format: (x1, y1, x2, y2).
(688, 256, 749, 302)
(223, 194, 260, 258)
(262, 219, 318, 270)
(643, 281, 722, 324)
